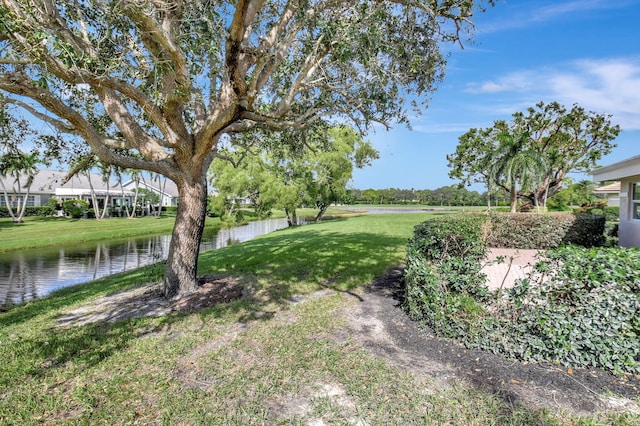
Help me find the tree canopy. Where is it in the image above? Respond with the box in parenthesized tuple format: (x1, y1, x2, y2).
(210, 125, 378, 225)
(0, 0, 493, 298)
(447, 101, 620, 210)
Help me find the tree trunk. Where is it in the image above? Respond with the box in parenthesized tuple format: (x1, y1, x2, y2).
(314, 205, 328, 222)
(163, 174, 208, 299)
(285, 208, 298, 227)
(509, 185, 518, 213)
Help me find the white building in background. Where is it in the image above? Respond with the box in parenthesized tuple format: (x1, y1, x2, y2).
(0, 169, 133, 210)
(592, 155, 640, 248)
(0, 169, 179, 214)
(593, 181, 620, 207)
(121, 176, 179, 207)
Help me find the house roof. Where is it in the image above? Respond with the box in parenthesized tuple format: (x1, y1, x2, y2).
(122, 177, 179, 198)
(593, 182, 620, 193)
(1, 169, 182, 199)
(0, 169, 132, 196)
(591, 155, 640, 182)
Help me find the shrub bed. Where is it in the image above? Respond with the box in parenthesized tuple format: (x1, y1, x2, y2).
(480, 246, 640, 374)
(404, 213, 639, 374)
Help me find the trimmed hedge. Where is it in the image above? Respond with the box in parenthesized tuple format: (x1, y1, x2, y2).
(487, 213, 605, 249)
(0, 206, 56, 218)
(63, 199, 89, 219)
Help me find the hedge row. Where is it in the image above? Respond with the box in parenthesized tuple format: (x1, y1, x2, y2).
(486, 213, 606, 249)
(0, 206, 56, 218)
(405, 214, 490, 339)
(404, 213, 639, 374)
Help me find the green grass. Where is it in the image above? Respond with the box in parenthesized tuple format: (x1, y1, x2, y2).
(0, 213, 635, 424)
(0, 215, 222, 253)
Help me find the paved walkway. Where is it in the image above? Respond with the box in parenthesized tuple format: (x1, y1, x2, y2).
(482, 248, 542, 291)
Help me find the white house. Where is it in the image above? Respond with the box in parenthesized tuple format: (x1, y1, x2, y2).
(0, 170, 181, 215)
(593, 181, 620, 207)
(0, 169, 134, 210)
(121, 176, 179, 207)
(591, 155, 640, 248)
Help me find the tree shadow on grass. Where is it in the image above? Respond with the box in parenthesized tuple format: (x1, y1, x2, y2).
(0, 265, 162, 328)
(1, 223, 408, 376)
(2, 295, 249, 391)
(198, 227, 407, 306)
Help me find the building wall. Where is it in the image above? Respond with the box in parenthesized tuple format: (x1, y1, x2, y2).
(0, 194, 43, 207)
(618, 179, 640, 248)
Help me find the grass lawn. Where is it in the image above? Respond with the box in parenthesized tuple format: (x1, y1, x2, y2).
(0, 213, 634, 424)
(0, 207, 352, 253)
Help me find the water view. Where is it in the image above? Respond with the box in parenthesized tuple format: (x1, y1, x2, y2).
(0, 218, 292, 305)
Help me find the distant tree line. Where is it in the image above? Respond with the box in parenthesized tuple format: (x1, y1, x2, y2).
(347, 178, 612, 210)
(348, 186, 503, 207)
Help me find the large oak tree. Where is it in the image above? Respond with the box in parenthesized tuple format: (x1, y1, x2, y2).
(0, 0, 491, 299)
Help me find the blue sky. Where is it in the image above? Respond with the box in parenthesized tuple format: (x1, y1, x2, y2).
(351, 0, 640, 192)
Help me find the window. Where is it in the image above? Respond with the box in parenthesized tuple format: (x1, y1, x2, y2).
(633, 183, 640, 219)
(0, 195, 36, 207)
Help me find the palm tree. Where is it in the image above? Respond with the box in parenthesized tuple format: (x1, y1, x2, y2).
(490, 132, 548, 213)
(0, 151, 40, 223)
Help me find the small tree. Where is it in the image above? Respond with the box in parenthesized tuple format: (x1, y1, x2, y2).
(0, 102, 41, 223)
(0, 151, 40, 223)
(210, 125, 378, 225)
(489, 132, 548, 212)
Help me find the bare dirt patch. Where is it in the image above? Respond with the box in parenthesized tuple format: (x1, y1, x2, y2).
(56, 275, 244, 326)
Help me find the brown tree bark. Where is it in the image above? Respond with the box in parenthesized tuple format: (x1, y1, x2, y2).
(510, 185, 518, 213)
(163, 172, 208, 299)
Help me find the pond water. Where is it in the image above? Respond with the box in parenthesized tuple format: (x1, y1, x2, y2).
(0, 218, 292, 306)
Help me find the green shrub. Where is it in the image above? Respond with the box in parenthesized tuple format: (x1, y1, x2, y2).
(487, 213, 605, 249)
(0, 206, 56, 218)
(563, 214, 606, 247)
(404, 214, 490, 338)
(62, 199, 89, 219)
(476, 247, 640, 374)
(409, 214, 488, 260)
(35, 206, 55, 216)
(603, 206, 620, 221)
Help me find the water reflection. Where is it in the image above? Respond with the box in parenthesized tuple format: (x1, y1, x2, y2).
(0, 218, 291, 305)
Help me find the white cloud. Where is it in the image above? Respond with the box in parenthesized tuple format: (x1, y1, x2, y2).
(464, 72, 537, 94)
(529, 0, 611, 22)
(464, 57, 640, 130)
